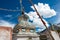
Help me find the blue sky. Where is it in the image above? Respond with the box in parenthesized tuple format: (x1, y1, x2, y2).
(0, 0, 60, 32)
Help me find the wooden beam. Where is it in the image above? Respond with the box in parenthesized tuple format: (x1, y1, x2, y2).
(29, 0, 54, 40)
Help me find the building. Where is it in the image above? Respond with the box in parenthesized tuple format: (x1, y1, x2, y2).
(38, 28, 52, 40)
(0, 26, 12, 40)
(38, 24, 60, 40)
(13, 14, 39, 40)
(53, 24, 60, 37)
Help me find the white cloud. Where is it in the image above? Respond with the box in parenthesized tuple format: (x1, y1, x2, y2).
(5, 15, 12, 18)
(25, 11, 39, 21)
(31, 3, 56, 18)
(25, 12, 49, 30)
(0, 20, 15, 28)
(25, 2, 56, 32)
(55, 12, 60, 24)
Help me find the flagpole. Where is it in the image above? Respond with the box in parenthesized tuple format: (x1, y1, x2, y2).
(29, 0, 54, 40)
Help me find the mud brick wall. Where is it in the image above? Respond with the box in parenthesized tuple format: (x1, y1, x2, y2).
(0, 26, 12, 40)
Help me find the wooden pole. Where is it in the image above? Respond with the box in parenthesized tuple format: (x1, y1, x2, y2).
(29, 0, 54, 40)
(20, 0, 25, 15)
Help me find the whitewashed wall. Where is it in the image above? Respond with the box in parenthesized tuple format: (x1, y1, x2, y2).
(17, 38, 28, 40)
(0, 30, 10, 40)
(16, 37, 39, 40)
(0, 27, 12, 40)
(51, 31, 60, 40)
(32, 37, 39, 40)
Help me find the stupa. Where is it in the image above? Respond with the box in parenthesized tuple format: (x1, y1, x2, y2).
(13, 11, 39, 40)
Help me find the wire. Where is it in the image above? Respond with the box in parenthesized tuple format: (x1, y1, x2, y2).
(0, 8, 21, 21)
(7, 13, 20, 21)
(0, 8, 20, 12)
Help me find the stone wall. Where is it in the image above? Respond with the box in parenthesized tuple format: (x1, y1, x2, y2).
(0, 27, 12, 40)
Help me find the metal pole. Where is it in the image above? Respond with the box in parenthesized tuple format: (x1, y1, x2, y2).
(29, 0, 54, 40)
